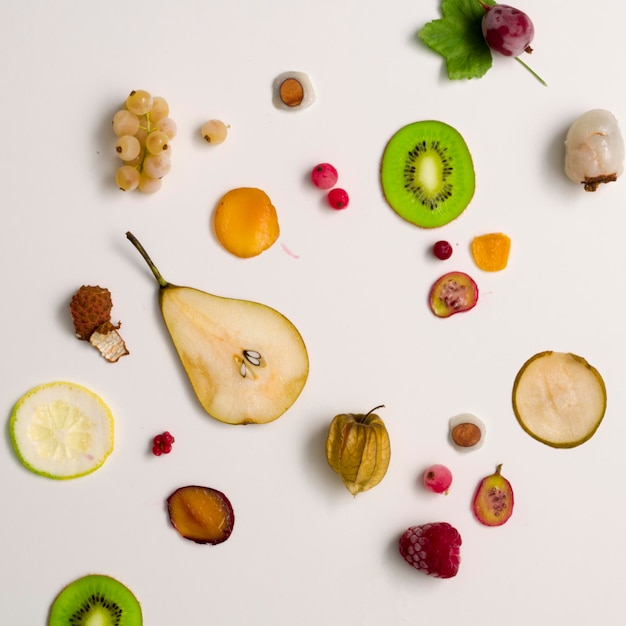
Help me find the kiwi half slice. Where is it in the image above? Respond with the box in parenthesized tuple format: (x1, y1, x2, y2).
(48, 574, 142, 625)
(380, 120, 475, 228)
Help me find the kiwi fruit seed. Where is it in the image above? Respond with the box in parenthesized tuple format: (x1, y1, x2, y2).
(380, 120, 475, 228)
(48, 574, 142, 625)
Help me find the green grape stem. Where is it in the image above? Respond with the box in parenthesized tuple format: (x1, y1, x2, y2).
(515, 56, 547, 86)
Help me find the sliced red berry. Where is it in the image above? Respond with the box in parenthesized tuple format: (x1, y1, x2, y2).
(327, 188, 349, 210)
(311, 163, 338, 189)
(432, 240, 453, 260)
(429, 271, 478, 318)
(399, 522, 462, 578)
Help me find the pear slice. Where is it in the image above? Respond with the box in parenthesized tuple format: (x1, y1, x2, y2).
(126, 232, 309, 425)
(512, 351, 607, 448)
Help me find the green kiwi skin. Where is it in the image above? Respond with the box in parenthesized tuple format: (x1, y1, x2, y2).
(48, 574, 142, 626)
(380, 120, 475, 229)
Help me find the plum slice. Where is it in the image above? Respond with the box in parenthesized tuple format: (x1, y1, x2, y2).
(167, 485, 235, 544)
(429, 271, 478, 317)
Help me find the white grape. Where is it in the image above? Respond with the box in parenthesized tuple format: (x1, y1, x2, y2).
(143, 153, 171, 178)
(115, 165, 140, 191)
(115, 135, 141, 161)
(112, 110, 140, 136)
(201, 119, 228, 144)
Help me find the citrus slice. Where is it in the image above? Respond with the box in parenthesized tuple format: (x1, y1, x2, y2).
(512, 351, 607, 448)
(10, 381, 114, 479)
(213, 187, 280, 258)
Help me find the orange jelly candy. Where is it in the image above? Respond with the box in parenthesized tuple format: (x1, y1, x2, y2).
(213, 187, 280, 258)
(470, 233, 511, 272)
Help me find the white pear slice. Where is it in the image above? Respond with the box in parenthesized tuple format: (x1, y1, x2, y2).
(126, 232, 309, 425)
(512, 351, 607, 448)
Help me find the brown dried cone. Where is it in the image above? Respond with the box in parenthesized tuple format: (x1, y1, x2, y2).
(325, 405, 391, 496)
(69, 286, 128, 362)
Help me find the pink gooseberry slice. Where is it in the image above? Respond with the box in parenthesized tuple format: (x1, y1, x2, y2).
(472, 464, 514, 526)
(429, 271, 478, 318)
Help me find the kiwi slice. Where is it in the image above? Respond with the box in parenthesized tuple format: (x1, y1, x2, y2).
(380, 120, 475, 228)
(48, 574, 142, 625)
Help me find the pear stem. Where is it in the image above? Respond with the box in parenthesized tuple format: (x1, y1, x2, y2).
(515, 56, 547, 86)
(125, 231, 169, 288)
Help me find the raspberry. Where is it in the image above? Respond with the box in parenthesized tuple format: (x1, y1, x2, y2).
(399, 522, 462, 578)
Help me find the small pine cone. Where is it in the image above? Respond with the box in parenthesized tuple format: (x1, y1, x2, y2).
(69, 286, 113, 340)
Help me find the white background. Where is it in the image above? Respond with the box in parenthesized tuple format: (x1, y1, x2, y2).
(1, 0, 625, 623)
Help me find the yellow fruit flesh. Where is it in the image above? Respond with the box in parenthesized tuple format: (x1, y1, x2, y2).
(213, 187, 280, 258)
(161, 286, 308, 424)
(512, 351, 607, 447)
(471, 233, 511, 271)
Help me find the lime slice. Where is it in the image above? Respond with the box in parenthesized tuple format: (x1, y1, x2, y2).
(10, 381, 114, 479)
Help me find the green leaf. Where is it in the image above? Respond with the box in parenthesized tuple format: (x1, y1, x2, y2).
(418, 0, 494, 81)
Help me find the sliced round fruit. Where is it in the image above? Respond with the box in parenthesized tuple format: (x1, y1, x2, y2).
(472, 464, 514, 527)
(48, 573, 142, 625)
(381, 120, 475, 228)
(512, 351, 607, 448)
(10, 381, 114, 479)
(213, 187, 280, 258)
(429, 271, 478, 317)
(167, 485, 235, 544)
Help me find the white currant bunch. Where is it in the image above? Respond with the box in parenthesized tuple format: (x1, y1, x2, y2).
(112, 89, 177, 193)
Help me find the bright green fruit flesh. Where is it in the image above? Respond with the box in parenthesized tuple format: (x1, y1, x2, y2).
(10, 382, 114, 479)
(512, 351, 607, 448)
(380, 120, 475, 228)
(126, 232, 309, 425)
(48, 574, 142, 625)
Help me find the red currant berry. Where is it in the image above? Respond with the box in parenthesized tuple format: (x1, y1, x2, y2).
(311, 163, 338, 189)
(327, 188, 349, 210)
(161, 442, 173, 454)
(162, 431, 174, 445)
(152, 444, 163, 456)
(433, 240, 453, 260)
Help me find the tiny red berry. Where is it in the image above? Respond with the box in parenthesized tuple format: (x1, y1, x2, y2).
(311, 163, 338, 189)
(327, 188, 349, 210)
(152, 444, 163, 456)
(433, 240, 453, 260)
(152, 431, 175, 456)
(162, 431, 174, 445)
(423, 464, 453, 494)
(153, 434, 163, 446)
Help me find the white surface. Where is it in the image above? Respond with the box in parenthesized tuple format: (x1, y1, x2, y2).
(1, 1, 626, 623)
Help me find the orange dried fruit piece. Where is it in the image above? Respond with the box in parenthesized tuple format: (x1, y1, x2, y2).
(167, 485, 235, 545)
(213, 187, 280, 258)
(470, 232, 511, 271)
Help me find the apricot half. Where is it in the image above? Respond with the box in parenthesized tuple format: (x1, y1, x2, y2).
(213, 187, 280, 258)
(167, 485, 234, 544)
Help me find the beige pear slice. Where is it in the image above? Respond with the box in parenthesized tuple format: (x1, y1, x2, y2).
(512, 351, 607, 448)
(126, 232, 309, 425)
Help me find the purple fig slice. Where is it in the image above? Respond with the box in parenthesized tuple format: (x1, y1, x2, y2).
(472, 464, 513, 526)
(429, 271, 478, 317)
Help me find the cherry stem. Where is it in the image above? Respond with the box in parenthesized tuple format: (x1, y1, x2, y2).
(515, 57, 547, 86)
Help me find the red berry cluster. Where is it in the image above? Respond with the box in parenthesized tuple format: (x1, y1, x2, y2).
(152, 431, 175, 456)
(310, 162, 350, 210)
